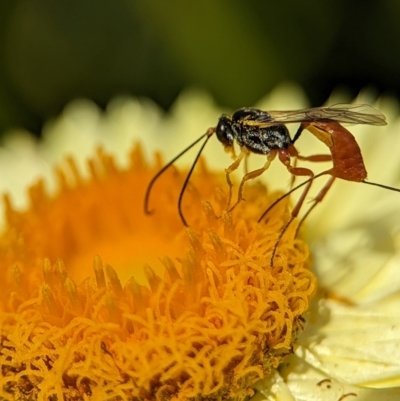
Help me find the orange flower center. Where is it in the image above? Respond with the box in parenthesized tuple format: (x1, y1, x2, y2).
(0, 144, 316, 401)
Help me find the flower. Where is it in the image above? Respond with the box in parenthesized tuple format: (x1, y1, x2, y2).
(1, 84, 400, 401)
(0, 92, 316, 400)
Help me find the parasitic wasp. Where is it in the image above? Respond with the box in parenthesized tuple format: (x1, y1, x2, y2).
(144, 103, 400, 263)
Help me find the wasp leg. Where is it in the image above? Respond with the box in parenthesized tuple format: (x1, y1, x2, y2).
(258, 170, 330, 223)
(297, 154, 332, 162)
(227, 151, 277, 213)
(270, 150, 317, 266)
(289, 153, 332, 187)
(289, 156, 299, 188)
(224, 149, 248, 208)
(244, 154, 249, 175)
(295, 175, 336, 236)
(289, 153, 331, 187)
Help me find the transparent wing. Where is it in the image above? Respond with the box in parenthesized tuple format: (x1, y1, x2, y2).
(253, 104, 387, 126)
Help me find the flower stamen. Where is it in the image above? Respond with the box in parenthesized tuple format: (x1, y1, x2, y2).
(0, 145, 315, 400)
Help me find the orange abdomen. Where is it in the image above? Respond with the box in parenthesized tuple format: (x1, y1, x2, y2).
(306, 121, 367, 182)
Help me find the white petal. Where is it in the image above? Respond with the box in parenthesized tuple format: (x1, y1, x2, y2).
(282, 354, 400, 401)
(312, 228, 400, 304)
(253, 370, 296, 401)
(296, 298, 400, 388)
(40, 99, 103, 170)
(0, 130, 50, 215)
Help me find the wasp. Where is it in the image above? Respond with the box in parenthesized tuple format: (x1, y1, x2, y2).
(144, 104, 399, 262)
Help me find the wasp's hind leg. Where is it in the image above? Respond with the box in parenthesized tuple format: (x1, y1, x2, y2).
(270, 149, 318, 266)
(295, 175, 335, 236)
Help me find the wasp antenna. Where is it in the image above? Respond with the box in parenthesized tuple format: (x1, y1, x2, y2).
(178, 128, 215, 226)
(362, 180, 400, 193)
(258, 180, 308, 223)
(270, 216, 294, 266)
(144, 131, 211, 215)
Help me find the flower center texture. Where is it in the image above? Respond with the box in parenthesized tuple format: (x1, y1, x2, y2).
(0, 144, 316, 401)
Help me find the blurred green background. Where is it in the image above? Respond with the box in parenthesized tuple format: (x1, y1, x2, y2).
(1, 0, 400, 137)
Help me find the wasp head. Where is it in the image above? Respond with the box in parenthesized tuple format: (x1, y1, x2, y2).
(216, 115, 235, 148)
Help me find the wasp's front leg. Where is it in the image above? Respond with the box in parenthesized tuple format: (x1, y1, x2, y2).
(227, 150, 277, 213)
(224, 148, 248, 209)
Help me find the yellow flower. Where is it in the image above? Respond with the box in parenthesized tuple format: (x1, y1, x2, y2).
(0, 91, 316, 400)
(1, 84, 400, 401)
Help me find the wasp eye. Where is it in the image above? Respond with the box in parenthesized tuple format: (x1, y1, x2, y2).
(216, 115, 234, 147)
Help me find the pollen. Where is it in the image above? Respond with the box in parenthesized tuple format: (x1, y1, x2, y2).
(0, 144, 316, 401)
